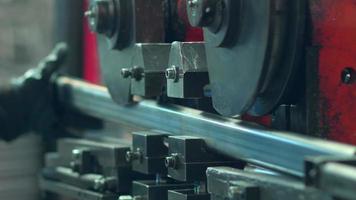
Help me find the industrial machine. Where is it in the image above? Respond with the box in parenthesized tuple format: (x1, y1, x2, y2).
(39, 0, 356, 200)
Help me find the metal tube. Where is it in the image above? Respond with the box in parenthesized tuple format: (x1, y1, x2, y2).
(55, 77, 356, 177)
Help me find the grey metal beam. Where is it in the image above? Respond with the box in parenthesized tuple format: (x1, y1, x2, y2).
(55, 77, 356, 177)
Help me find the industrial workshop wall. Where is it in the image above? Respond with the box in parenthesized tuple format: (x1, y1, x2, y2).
(0, 0, 54, 199)
(0, 0, 54, 84)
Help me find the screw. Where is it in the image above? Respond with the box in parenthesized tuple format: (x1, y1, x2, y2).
(166, 66, 180, 82)
(341, 67, 355, 84)
(94, 177, 106, 191)
(165, 154, 179, 169)
(121, 67, 144, 80)
(188, 0, 198, 7)
(70, 149, 82, 172)
(84, 10, 95, 18)
(186, 0, 220, 28)
(121, 68, 132, 79)
(131, 66, 144, 80)
(126, 150, 141, 162)
(84, 0, 114, 34)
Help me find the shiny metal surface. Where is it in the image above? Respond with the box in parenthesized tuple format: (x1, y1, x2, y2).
(56, 77, 356, 177)
(167, 42, 209, 98)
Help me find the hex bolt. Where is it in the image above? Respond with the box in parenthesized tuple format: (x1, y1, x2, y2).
(131, 66, 144, 80)
(94, 177, 106, 191)
(165, 154, 179, 169)
(341, 67, 355, 84)
(186, 0, 220, 28)
(84, 0, 115, 34)
(126, 150, 141, 162)
(188, 0, 198, 7)
(84, 10, 95, 18)
(121, 67, 144, 80)
(166, 66, 180, 82)
(70, 149, 82, 172)
(121, 68, 132, 79)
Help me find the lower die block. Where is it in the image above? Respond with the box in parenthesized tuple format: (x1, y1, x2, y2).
(133, 180, 193, 200)
(168, 189, 210, 200)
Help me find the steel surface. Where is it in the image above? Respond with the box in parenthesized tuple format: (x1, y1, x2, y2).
(56, 77, 356, 177)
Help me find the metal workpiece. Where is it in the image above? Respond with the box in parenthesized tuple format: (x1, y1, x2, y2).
(305, 156, 356, 200)
(166, 42, 209, 98)
(128, 131, 169, 175)
(168, 189, 211, 200)
(129, 44, 171, 97)
(55, 77, 356, 177)
(207, 167, 332, 200)
(165, 136, 244, 182)
(132, 180, 194, 200)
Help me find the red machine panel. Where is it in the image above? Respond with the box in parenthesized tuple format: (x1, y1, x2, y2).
(311, 0, 356, 144)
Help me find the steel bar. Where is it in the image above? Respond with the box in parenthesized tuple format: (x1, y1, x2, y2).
(55, 77, 356, 177)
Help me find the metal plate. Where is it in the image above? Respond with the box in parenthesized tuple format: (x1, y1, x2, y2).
(204, 0, 305, 116)
(98, 0, 166, 105)
(99, 35, 134, 105)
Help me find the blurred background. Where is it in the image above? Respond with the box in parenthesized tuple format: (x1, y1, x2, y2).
(0, 0, 54, 84)
(0, 1, 83, 199)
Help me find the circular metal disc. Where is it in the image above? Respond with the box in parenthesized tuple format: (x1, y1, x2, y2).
(204, 0, 305, 117)
(98, 0, 134, 105)
(248, 0, 305, 116)
(205, 0, 272, 116)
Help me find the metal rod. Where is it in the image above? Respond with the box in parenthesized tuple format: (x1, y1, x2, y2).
(55, 77, 356, 177)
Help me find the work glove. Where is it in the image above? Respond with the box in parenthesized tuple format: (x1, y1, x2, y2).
(0, 43, 68, 141)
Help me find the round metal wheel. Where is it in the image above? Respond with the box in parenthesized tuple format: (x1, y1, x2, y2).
(188, 0, 305, 116)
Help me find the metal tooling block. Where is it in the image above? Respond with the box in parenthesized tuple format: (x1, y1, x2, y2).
(128, 131, 169, 175)
(132, 180, 194, 200)
(166, 42, 209, 99)
(207, 167, 331, 200)
(165, 136, 244, 182)
(54, 138, 132, 194)
(168, 189, 210, 200)
(129, 44, 171, 97)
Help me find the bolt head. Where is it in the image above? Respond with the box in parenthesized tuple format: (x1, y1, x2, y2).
(85, 0, 114, 34)
(166, 67, 177, 80)
(121, 68, 132, 79)
(94, 178, 106, 191)
(126, 151, 133, 162)
(131, 66, 144, 81)
(187, 0, 217, 27)
(166, 66, 181, 82)
(341, 67, 355, 84)
(165, 155, 178, 169)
